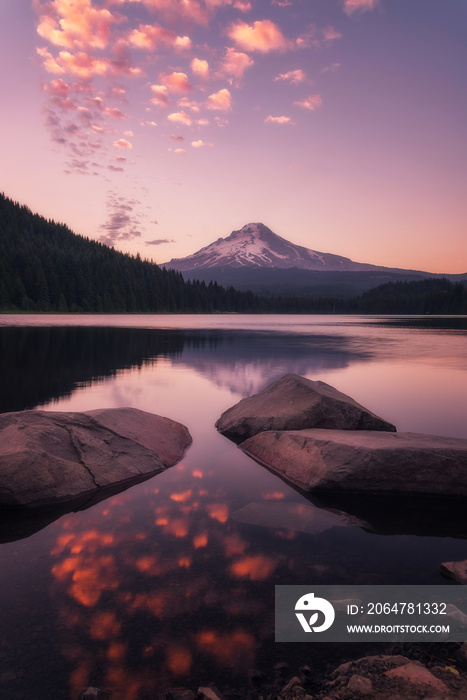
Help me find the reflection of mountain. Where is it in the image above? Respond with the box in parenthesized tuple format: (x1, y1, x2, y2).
(170, 331, 369, 395)
(0, 326, 371, 412)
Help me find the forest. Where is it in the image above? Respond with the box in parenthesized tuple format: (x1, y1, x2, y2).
(1, 192, 466, 315)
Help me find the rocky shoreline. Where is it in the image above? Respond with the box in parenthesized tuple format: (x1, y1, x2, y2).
(78, 643, 467, 700)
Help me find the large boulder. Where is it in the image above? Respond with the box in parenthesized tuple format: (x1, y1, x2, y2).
(215, 374, 396, 441)
(0, 408, 192, 507)
(240, 429, 467, 496)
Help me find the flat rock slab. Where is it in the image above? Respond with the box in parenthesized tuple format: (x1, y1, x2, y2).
(240, 429, 467, 496)
(0, 408, 192, 507)
(216, 373, 396, 441)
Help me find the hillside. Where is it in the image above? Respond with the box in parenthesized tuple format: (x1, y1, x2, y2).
(0, 193, 262, 313)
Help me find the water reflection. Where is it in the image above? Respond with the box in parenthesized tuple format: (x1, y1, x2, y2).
(46, 469, 281, 699)
(0, 325, 371, 413)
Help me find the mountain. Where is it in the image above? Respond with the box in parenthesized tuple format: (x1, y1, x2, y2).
(164, 222, 410, 273)
(163, 222, 467, 297)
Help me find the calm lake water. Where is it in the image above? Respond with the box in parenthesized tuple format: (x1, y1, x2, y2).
(0, 314, 466, 699)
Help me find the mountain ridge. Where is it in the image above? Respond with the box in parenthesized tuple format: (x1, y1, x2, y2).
(163, 222, 434, 275)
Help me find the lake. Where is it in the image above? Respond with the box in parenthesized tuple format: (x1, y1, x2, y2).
(0, 314, 466, 699)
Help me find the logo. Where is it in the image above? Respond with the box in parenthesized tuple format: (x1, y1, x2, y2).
(295, 592, 335, 633)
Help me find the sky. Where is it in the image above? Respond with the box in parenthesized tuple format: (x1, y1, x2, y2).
(1, 0, 466, 273)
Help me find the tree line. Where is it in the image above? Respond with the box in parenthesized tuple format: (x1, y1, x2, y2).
(1, 192, 466, 314)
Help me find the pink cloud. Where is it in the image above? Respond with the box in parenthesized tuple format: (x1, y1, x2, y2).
(167, 111, 192, 125)
(343, 0, 379, 14)
(178, 97, 201, 112)
(265, 115, 293, 124)
(191, 57, 209, 79)
(42, 78, 72, 95)
(37, 46, 65, 74)
(274, 69, 305, 84)
(125, 0, 210, 25)
(169, 147, 187, 155)
(227, 19, 290, 53)
(272, 0, 293, 6)
(113, 138, 132, 148)
(161, 72, 192, 93)
(321, 62, 341, 73)
(218, 47, 254, 80)
(206, 88, 232, 111)
(150, 85, 170, 106)
(35, 0, 120, 51)
(321, 26, 343, 41)
(233, 1, 252, 10)
(104, 106, 127, 119)
(294, 94, 322, 110)
(128, 24, 191, 51)
(191, 139, 212, 148)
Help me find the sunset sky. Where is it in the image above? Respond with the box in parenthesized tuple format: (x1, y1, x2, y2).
(1, 0, 466, 273)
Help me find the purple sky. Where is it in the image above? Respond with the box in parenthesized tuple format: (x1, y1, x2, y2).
(1, 0, 466, 272)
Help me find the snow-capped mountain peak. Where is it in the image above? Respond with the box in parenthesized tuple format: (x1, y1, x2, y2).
(163, 222, 359, 271)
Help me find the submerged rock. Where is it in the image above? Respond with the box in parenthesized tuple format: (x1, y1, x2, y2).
(0, 407, 192, 507)
(215, 374, 396, 441)
(231, 500, 364, 535)
(240, 429, 467, 496)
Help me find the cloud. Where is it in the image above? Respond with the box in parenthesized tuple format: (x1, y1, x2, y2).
(321, 62, 341, 73)
(274, 69, 305, 84)
(104, 107, 127, 119)
(191, 57, 209, 79)
(128, 24, 191, 51)
(178, 97, 201, 112)
(146, 238, 176, 246)
(191, 139, 212, 147)
(321, 26, 343, 41)
(42, 78, 72, 95)
(35, 0, 119, 51)
(113, 138, 132, 148)
(170, 134, 185, 142)
(169, 147, 187, 155)
(233, 1, 252, 10)
(37, 46, 65, 74)
(161, 72, 192, 93)
(227, 19, 290, 53)
(150, 85, 170, 106)
(218, 47, 254, 81)
(343, 0, 379, 14)
(99, 193, 145, 246)
(168, 111, 192, 125)
(294, 94, 322, 110)
(265, 115, 293, 124)
(206, 88, 232, 111)
(272, 0, 293, 6)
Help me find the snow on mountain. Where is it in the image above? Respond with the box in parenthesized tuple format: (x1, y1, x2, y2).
(163, 223, 386, 272)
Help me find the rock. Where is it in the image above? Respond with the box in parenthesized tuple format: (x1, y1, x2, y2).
(215, 374, 396, 441)
(0, 408, 192, 507)
(281, 677, 302, 694)
(231, 501, 363, 535)
(440, 560, 467, 585)
(197, 687, 224, 700)
(240, 429, 467, 496)
(384, 662, 450, 694)
(346, 674, 373, 694)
